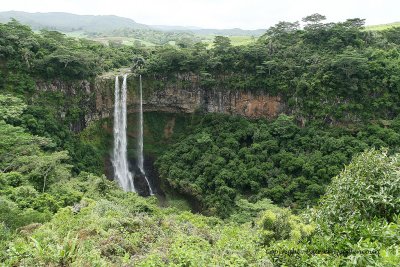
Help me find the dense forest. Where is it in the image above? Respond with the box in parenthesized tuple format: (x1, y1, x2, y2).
(1, 14, 400, 266)
(157, 113, 400, 217)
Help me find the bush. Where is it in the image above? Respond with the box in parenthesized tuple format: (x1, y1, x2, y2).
(0, 198, 52, 230)
(258, 207, 314, 246)
(315, 149, 400, 225)
(0, 172, 28, 187)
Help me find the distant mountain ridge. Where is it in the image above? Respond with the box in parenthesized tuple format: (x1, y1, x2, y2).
(0, 11, 265, 36)
(0, 11, 149, 32)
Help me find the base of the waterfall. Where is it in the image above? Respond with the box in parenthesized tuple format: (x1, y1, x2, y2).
(133, 171, 154, 197)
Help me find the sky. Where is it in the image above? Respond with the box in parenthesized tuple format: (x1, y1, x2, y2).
(0, 0, 399, 29)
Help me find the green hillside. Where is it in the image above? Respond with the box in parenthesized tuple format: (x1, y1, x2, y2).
(0, 11, 265, 47)
(0, 11, 148, 32)
(366, 21, 400, 31)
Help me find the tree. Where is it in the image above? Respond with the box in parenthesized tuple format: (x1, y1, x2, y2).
(302, 13, 327, 24)
(16, 151, 71, 192)
(0, 94, 26, 121)
(132, 55, 145, 72)
(265, 21, 300, 37)
(213, 36, 231, 53)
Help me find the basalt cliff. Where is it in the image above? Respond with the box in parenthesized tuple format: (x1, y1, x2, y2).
(35, 73, 285, 131)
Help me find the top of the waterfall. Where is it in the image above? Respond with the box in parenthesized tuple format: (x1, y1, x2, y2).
(99, 68, 132, 79)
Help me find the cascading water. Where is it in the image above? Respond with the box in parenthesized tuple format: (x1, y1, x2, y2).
(138, 74, 154, 195)
(112, 75, 135, 192)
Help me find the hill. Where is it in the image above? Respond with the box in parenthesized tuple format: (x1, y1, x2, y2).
(0, 11, 149, 32)
(0, 11, 264, 36)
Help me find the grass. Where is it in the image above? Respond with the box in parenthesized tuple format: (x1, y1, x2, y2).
(201, 35, 257, 48)
(61, 31, 158, 47)
(63, 31, 87, 38)
(89, 36, 157, 47)
(365, 22, 400, 31)
(229, 35, 257, 46)
(55, 30, 259, 48)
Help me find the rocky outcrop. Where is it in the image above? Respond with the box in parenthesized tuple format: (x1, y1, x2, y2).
(35, 74, 286, 130)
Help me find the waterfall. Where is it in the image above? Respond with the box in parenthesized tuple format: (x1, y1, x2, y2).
(112, 75, 135, 192)
(138, 75, 154, 195)
(138, 75, 144, 172)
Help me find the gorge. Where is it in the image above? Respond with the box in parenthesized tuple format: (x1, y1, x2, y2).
(2, 15, 400, 266)
(34, 74, 286, 134)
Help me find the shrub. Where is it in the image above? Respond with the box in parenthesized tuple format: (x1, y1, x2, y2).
(315, 149, 400, 225)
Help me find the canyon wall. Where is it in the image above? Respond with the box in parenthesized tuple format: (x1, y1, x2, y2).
(35, 74, 286, 130)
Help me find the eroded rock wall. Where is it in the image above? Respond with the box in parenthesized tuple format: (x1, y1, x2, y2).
(94, 75, 285, 120)
(35, 74, 286, 131)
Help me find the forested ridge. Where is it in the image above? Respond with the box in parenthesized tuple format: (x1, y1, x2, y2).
(1, 15, 400, 266)
(139, 15, 400, 123)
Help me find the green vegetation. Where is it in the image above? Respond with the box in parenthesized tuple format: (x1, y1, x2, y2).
(0, 11, 265, 47)
(228, 35, 257, 46)
(138, 15, 400, 123)
(0, 19, 146, 175)
(365, 21, 400, 31)
(0, 19, 145, 80)
(0, 11, 148, 32)
(157, 113, 400, 217)
(1, 14, 400, 266)
(87, 28, 203, 47)
(2, 116, 399, 265)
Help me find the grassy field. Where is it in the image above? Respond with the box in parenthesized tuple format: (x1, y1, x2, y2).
(64, 31, 87, 38)
(201, 35, 257, 48)
(28, 21, 400, 48)
(58, 21, 400, 48)
(229, 35, 257, 45)
(91, 36, 157, 47)
(365, 22, 400, 31)
(62, 30, 259, 48)
(64, 33, 158, 47)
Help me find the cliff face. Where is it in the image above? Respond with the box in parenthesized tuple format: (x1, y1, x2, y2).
(34, 79, 95, 132)
(35, 75, 285, 130)
(94, 75, 285, 120)
(139, 87, 282, 119)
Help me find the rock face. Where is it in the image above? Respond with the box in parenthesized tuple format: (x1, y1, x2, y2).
(93, 75, 285, 122)
(142, 87, 283, 119)
(35, 74, 286, 130)
(35, 79, 96, 132)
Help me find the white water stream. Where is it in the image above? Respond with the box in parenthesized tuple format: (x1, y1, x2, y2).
(112, 75, 135, 192)
(112, 74, 153, 194)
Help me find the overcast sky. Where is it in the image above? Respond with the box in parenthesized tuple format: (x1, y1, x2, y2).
(0, 0, 399, 29)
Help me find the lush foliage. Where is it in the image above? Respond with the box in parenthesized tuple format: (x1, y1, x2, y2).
(137, 16, 400, 123)
(1, 15, 400, 266)
(0, 19, 144, 80)
(0, 20, 130, 175)
(2, 148, 399, 266)
(316, 149, 400, 224)
(157, 113, 400, 217)
(0, 94, 112, 260)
